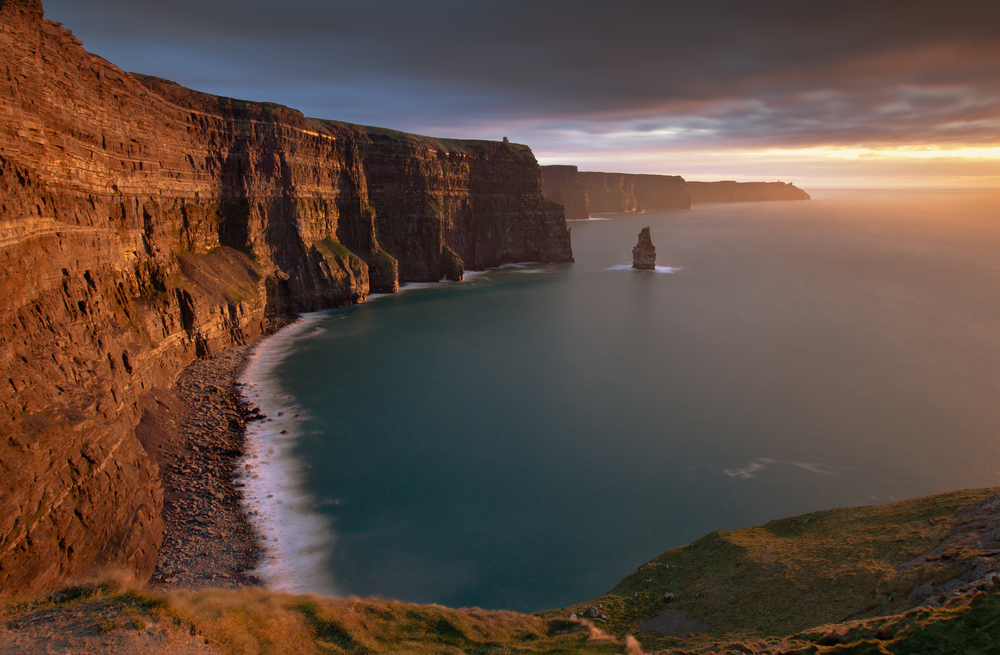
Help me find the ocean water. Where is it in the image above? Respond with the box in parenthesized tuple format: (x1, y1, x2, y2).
(239, 188, 1000, 612)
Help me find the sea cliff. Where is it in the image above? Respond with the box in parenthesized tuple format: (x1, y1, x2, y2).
(541, 165, 809, 219)
(0, 0, 571, 595)
(686, 179, 811, 203)
(541, 166, 691, 219)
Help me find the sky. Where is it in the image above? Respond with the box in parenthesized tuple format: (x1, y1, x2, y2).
(43, 0, 1000, 187)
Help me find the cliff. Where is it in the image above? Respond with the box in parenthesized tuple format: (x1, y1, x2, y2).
(686, 179, 811, 203)
(538, 165, 591, 221)
(541, 165, 691, 218)
(0, 0, 571, 595)
(540, 165, 809, 218)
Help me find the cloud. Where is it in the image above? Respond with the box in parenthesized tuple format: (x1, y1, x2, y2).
(40, 0, 1000, 180)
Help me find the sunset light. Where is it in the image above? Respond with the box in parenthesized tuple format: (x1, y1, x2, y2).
(5, 0, 1000, 651)
(41, 0, 1000, 188)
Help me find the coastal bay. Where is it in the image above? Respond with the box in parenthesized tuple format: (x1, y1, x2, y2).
(240, 188, 1000, 612)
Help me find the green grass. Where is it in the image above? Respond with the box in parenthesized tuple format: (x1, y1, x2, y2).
(544, 487, 997, 651)
(175, 247, 265, 307)
(165, 589, 625, 654)
(314, 238, 353, 260)
(314, 238, 365, 268)
(370, 247, 397, 269)
(5, 489, 999, 654)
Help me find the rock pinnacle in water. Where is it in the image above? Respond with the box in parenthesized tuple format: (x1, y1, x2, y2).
(632, 227, 656, 270)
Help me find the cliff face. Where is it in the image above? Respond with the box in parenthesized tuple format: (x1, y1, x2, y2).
(538, 165, 590, 221)
(540, 166, 810, 218)
(686, 180, 811, 203)
(541, 166, 691, 218)
(579, 171, 691, 214)
(0, 0, 571, 595)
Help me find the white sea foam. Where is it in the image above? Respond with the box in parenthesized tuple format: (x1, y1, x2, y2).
(724, 461, 767, 479)
(791, 461, 833, 475)
(724, 458, 834, 479)
(368, 272, 489, 302)
(236, 261, 551, 590)
(605, 263, 682, 273)
(238, 313, 339, 595)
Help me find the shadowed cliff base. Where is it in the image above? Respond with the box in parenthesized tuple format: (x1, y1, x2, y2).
(541, 165, 809, 220)
(2, 488, 999, 654)
(0, 0, 570, 596)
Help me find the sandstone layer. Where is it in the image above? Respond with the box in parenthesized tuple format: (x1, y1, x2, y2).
(0, 0, 572, 595)
(541, 165, 809, 219)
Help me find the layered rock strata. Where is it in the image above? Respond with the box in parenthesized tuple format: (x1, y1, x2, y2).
(541, 166, 690, 219)
(537, 165, 590, 221)
(541, 166, 809, 219)
(632, 227, 656, 270)
(0, 0, 572, 595)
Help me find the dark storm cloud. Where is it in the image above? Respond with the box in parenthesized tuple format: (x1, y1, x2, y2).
(42, 0, 1000, 148)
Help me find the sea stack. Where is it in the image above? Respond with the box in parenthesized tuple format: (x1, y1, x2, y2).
(632, 227, 657, 270)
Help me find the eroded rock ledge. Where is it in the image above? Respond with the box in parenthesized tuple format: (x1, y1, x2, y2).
(0, 0, 571, 595)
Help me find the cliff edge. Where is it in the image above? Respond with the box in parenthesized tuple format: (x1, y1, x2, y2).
(0, 0, 571, 595)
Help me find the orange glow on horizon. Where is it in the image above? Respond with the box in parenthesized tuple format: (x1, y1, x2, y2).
(746, 145, 1000, 161)
(536, 141, 1000, 188)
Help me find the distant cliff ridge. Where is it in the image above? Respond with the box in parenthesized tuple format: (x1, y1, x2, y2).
(541, 166, 690, 219)
(0, 0, 570, 595)
(541, 165, 809, 219)
(686, 180, 811, 203)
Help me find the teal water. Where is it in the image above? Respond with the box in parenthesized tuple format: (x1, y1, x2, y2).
(244, 188, 1000, 612)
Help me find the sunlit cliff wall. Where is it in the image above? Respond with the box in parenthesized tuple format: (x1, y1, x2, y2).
(0, 0, 571, 595)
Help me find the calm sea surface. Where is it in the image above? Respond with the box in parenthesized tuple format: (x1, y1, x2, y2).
(240, 188, 1000, 612)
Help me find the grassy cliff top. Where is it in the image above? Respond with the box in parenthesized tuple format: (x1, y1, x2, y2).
(4, 488, 999, 654)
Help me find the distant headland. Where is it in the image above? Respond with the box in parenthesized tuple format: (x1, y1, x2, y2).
(541, 164, 810, 220)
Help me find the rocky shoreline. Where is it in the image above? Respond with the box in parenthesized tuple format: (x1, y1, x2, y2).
(142, 317, 299, 591)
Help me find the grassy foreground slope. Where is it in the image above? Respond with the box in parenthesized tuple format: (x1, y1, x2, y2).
(3, 488, 1000, 654)
(547, 486, 1000, 652)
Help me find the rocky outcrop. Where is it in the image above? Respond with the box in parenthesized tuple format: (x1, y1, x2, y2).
(541, 167, 810, 219)
(632, 227, 656, 270)
(0, 0, 571, 595)
(686, 180, 810, 203)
